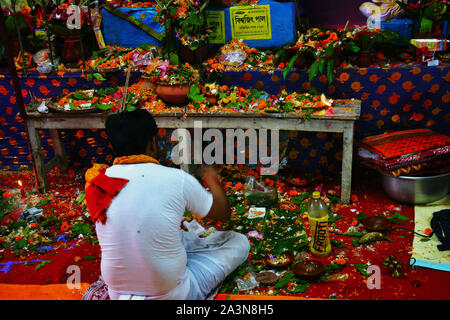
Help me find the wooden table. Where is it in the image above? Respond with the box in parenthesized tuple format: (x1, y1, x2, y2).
(25, 99, 361, 203)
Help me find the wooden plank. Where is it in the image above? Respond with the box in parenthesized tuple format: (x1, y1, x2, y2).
(341, 121, 355, 204)
(44, 157, 60, 174)
(31, 115, 346, 132)
(49, 129, 68, 173)
(26, 119, 48, 193)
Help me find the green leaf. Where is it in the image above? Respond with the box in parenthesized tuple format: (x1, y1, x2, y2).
(345, 231, 366, 237)
(420, 238, 432, 242)
(35, 260, 51, 271)
(318, 59, 325, 74)
(309, 60, 320, 82)
(70, 93, 86, 100)
(235, 204, 246, 215)
(35, 199, 51, 208)
(326, 58, 336, 84)
(187, 84, 205, 103)
(96, 103, 113, 111)
(14, 239, 28, 250)
(323, 263, 346, 274)
(354, 263, 370, 277)
(293, 283, 310, 293)
(328, 213, 345, 223)
(352, 238, 360, 247)
(93, 73, 106, 81)
(69, 222, 94, 238)
(76, 192, 85, 204)
(125, 104, 137, 112)
(393, 212, 409, 221)
(274, 273, 294, 289)
(82, 256, 98, 261)
(356, 212, 367, 222)
(330, 239, 346, 248)
(169, 52, 180, 66)
(283, 53, 299, 80)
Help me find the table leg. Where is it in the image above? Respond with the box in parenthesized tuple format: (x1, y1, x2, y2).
(341, 121, 355, 204)
(27, 119, 48, 193)
(49, 129, 68, 174)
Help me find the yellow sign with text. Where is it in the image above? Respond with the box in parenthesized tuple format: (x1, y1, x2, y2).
(206, 10, 226, 44)
(230, 5, 272, 40)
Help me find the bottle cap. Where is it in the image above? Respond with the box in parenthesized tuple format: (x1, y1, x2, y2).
(312, 191, 320, 199)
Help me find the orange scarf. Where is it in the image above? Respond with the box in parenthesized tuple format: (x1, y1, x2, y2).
(85, 155, 160, 224)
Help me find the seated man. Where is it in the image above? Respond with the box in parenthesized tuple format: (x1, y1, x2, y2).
(84, 109, 250, 300)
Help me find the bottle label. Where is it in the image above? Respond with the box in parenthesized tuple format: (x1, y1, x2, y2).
(309, 216, 330, 254)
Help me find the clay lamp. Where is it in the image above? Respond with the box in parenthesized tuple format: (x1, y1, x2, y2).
(292, 260, 325, 279)
(263, 251, 295, 269)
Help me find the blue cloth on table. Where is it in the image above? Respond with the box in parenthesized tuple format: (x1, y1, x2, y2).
(102, 7, 163, 48)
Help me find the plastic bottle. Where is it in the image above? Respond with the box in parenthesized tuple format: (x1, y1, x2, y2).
(308, 191, 331, 257)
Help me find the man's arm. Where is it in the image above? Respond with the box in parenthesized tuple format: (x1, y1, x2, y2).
(202, 167, 231, 222)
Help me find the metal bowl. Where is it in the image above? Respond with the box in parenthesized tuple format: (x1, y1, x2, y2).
(381, 172, 450, 204)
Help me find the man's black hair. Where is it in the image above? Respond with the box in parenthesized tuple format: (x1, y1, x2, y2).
(105, 109, 158, 157)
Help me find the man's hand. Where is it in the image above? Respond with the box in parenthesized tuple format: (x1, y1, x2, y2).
(202, 166, 222, 186)
(202, 166, 231, 222)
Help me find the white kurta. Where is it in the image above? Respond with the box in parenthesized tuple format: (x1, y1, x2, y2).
(95, 163, 213, 300)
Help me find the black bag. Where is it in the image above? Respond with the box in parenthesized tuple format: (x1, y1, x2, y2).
(430, 209, 450, 251)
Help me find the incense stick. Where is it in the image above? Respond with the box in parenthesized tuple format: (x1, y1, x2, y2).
(120, 66, 132, 112)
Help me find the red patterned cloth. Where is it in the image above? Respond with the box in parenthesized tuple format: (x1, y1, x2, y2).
(82, 276, 110, 300)
(358, 129, 450, 160)
(358, 129, 450, 176)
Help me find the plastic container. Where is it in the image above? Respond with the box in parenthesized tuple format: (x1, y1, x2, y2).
(308, 191, 331, 257)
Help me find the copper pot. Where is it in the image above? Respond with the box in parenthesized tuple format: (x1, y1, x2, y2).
(205, 94, 217, 105)
(155, 83, 190, 105)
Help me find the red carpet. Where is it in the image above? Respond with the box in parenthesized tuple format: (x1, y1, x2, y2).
(0, 167, 449, 300)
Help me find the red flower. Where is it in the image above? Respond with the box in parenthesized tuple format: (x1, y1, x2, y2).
(61, 222, 70, 232)
(2, 192, 13, 198)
